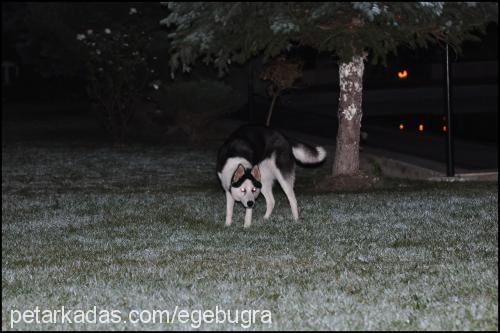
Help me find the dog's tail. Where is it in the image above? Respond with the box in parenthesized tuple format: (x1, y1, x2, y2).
(289, 139, 327, 164)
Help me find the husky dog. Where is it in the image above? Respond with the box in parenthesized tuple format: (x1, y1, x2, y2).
(217, 125, 326, 228)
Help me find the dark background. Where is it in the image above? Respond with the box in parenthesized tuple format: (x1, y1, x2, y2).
(2, 3, 498, 171)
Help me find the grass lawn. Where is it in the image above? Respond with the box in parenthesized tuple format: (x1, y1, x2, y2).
(2, 140, 498, 330)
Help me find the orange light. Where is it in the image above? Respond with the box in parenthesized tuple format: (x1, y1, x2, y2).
(398, 70, 408, 79)
(399, 123, 404, 130)
(442, 125, 447, 132)
(418, 124, 424, 132)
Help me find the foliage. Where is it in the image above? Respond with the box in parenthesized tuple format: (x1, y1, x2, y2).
(260, 55, 303, 93)
(162, 2, 498, 76)
(77, 6, 163, 142)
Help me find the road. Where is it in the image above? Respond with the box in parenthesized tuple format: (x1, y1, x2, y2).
(246, 84, 498, 171)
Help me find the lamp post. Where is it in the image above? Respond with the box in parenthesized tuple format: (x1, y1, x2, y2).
(443, 43, 455, 177)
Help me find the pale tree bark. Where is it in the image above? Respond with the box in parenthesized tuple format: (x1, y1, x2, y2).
(333, 54, 365, 176)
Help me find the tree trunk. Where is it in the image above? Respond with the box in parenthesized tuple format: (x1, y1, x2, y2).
(265, 91, 279, 127)
(333, 55, 364, 176)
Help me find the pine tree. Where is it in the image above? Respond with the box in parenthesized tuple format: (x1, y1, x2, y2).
(162, 2, 497, 178)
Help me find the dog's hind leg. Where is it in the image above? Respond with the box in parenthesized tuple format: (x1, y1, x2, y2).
(259, 160, 276, 220)
(275, 170, 299, 220)
(262, 186, 275, 220)
(225, 191, 235, 226)
(244, 208, 253, 228)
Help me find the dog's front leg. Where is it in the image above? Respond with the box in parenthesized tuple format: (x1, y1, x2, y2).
(225, 191, 235, 226)
(244, 208, 253, 228)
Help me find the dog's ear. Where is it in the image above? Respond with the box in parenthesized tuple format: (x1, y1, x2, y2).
(251, 165, 261, 182)
(232, 164, 246, 183)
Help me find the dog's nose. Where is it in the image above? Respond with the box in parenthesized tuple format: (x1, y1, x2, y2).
(247, 201, 254, 208)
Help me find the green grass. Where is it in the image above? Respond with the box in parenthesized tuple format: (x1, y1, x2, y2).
(2, 141, 498, 330)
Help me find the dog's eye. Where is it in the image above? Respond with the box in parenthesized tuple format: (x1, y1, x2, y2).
(240, 188, 246, 193)
(251, 188, 257, 193)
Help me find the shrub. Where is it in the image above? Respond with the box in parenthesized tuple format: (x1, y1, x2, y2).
(77, 6, 162, 142)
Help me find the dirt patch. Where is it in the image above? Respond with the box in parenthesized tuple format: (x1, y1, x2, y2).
(315, 172, 381, 192)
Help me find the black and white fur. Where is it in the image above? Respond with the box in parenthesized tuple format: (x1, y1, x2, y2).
(217, 125, 326, 228)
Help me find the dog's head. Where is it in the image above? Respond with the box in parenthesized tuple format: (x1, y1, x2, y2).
(230, 164, 262, 208)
